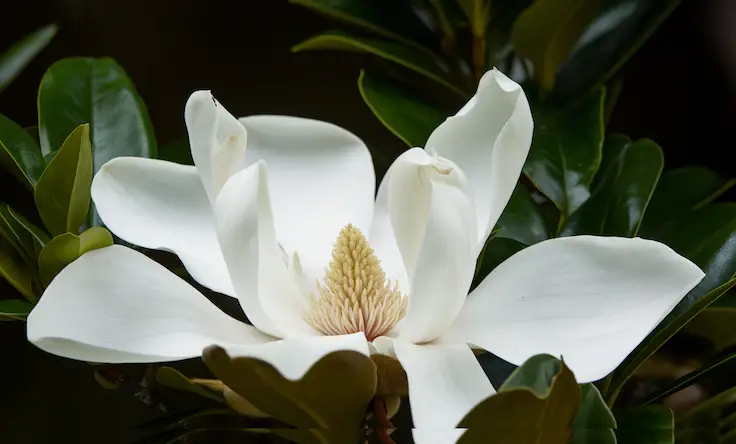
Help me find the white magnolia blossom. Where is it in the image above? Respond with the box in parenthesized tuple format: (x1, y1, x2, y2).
(27, 69, 704, 441)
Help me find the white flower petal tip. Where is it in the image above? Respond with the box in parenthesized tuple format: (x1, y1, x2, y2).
(185, 90, 247, 202)
(27, 245, 272, 363)
(426, 68, 533, 252)
(440, 236, 705, 383)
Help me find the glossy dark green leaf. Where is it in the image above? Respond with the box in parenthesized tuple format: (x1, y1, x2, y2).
(640, 166, 735, 237)
(293, 30, 464, 96)
(523, 89, 605, 221)
(0, 24, 57, 93)
(0, 235, 35, 301)
(34, 124, 93, 236)
(607, 204, 736, 403)
(458, 355, 581, 443)
(561, 137, 663, 237)
(571, 384, 617, 444)
(358, 70, 448, 147)
(0, 299, 34, 321)
(554, 0, 684, 101)
(495, 184, 549, 245)
(0, 115, 45, 189)
(37, 57, 156, 227)
(289, 0, 434, 48)
(203, 348, 375, 444)
(614, 406, 674, 444)
(157, 137, 193, 165)
(511, 0, 603, 90)
(472, 236, 526, 291)
(37, 227, 113, 287)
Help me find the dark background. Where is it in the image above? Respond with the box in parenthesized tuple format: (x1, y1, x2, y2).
(0, 0, 733, 442)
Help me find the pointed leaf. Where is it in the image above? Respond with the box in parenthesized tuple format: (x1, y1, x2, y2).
(495, 184, 549, 245)
(203, 348, 375, 444)
(554, 0, 685, 101)
(289, 0, 434, 49)
(0, 299, 34, 321)
(458, 355, 581, 443)
(640, 166, 735, 236)
(37, 227, 113, 287)
(571, 384, 617, 444)
(561, 137, 663, 237)
(523, 89, 605, 221)
(0, 115, 45, 188)
(0, 235, 35, 301)
(0, 24, 57, 93)
(358, 70, 448, 147)
(34, 124, 93, 236)
(0, 203, 37, 262)
(293, 30, 464, 96)
(7, 207, 50, 255)
(511, 0, 603, 90)
(614, 406, 674, 444)
(37, 57, 156, 228)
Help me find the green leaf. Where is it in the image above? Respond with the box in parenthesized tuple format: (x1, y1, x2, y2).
(6, 207, 50, 256)
(607, 204, 736, 403)
(0, 24, 57, 94)
(523, 89, 605, 222)
(640, 166, 735, 237)
(458, 355, 581, 443)
(157, 137, 193, 165)
(495, 184, 549, 245)
(34, 124, 93, 236)
(0, 203, 37, 262)
(289, 0, 434, 49)
(683, 304, 736, 352)
(358, 70, 448, 147)
(554, 0, 685, 101)
(203, 348, 375, 444)
(0, 299, 33, 321)
(511, 0, 603, 90)
(615, 406, 674, 444)
(637, 349, 736, 406)
(293, 30, 464, 96)
(37, 57, 156, 227)
(0, 235, 35, 301)
(456, 0, 490, 36)
(472, 236, 526, 290)
(561, 137, 663, 237)
(0, 115, 45, 189)
(37, 227, 113, 287)
(571, 384, 617, 444)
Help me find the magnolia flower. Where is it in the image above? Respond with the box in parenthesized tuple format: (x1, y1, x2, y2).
(27, 69, 703, 441)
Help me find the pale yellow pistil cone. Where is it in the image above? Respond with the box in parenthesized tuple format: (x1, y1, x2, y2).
(304, 224, 408, 341)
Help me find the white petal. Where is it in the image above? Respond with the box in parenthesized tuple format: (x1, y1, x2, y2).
(375, 337, 495, 430)
(439, 236, 705, 382)
(239, 115, 375, 273)
(27, 245, 272, 363)
(377, 148, 477, 343)
(92, 157, 234, 296)
(412, 429, 466, 444)
(222, 332, 370, 381)
(426, 68, 533, 253)
(214, 161, 315, 339)
(185, 90, 247, 202)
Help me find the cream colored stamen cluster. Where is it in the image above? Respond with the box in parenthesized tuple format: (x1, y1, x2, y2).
(304, 224, 408, 341)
